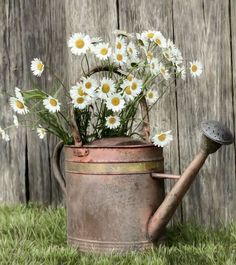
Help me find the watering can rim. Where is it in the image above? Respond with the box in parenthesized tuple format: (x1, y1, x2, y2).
(64, 136, 159, 149)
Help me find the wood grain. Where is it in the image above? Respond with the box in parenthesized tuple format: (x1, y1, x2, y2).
(65, 0, 118, 84)
(19, 0, 67, 204)
(229, 0, 236, 221)
(118, 0, 182, 224)
(173, 0, 236, 225)
(0, 0, 235, 226)
(0, 0, 27, 202)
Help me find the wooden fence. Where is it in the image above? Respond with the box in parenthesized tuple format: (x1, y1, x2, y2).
(0, 0, 235, 225)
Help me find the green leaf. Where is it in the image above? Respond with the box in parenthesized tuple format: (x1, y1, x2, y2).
(22, 89, 47, 101)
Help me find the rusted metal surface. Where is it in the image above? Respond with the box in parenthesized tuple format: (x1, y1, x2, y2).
(64, 137, 165, 253)
(147, 121, 234, 240)
(52, 122, 234, 253)
(148, 150, 208, 240)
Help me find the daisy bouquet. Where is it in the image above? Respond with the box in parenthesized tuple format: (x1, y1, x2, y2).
(1, 30, 202, 147)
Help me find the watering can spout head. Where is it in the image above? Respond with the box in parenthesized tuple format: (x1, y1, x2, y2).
(200, 120, 234, 153)
(147, 120, 234, 241)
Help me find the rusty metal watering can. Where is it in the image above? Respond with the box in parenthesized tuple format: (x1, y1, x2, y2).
(52, 68, 234, 253)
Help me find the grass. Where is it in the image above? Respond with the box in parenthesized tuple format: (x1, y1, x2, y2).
(0, 204, 236, 265)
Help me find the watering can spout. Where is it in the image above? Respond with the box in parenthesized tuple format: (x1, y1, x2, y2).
(147, 120, 234, 241)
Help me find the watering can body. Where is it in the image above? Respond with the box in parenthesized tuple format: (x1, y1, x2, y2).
(53, 121, 234, 254)
(64, 137, 165, 253)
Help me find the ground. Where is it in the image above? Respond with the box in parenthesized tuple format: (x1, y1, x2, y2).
(0, 204, 236, 265)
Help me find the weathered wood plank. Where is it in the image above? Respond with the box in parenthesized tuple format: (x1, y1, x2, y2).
(19, 0, 66, 204)
(0, 0, 27, 202)
(173, 0, 236, 225)
(65, 0, 118, 84)
(230, 0, 236, 218)
(118, 0, 182, 224)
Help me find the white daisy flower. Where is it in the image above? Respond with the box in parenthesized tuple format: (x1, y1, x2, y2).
(127, 42, 138, 59)
(121, 80, 135, 101)
(159, 63, 170, 80)
(113, 30, 133, 38)
(113, 51, 128, 66)
(105, 115, 120, 129)
(189, 61, 203, 77)
(72, 96, 90, 110)
(0, 128, 10, 142)
(142, 47, 154, 63)
(106, 93, 125, 112)
(130, 78, 142, 96)
(37, 126, 47, 139)
(30, 58, 44, 77)
(13, 115, 19, 128)
(146, 89, 159, 104)
(136, 32, 148, 47)
(9, 97, 29, 115)
(99, 78, 115, 99)
(2, 131, 10, 142)
(115, 37, 127, 52)
(15, 87, 24, 101)
(91, 37, 103, 44)
(126, 74, 134, 82)
(172, 47, 183, 65)
(177, 65, 186, 80)
(153, 31, 167, 48)
(4, 135, 10, 142)
(166, 39, 175, 49)
(70, 82, 87, 99)
(149, 58, 160, 75)
(68, 33, 91, 56)
(93, 42, 112, 60)
(152, 130, 173, 147)
(43, 96, 61, 113)
(82, 77, 97, 96)
(162, 49, 174, 62)
(143, 30, 156, 41)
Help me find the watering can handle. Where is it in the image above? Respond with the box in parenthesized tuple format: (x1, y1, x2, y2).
(52, 141, 66, 194)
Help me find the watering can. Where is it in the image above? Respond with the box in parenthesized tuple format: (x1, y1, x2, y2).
(52, 120, 233, 253)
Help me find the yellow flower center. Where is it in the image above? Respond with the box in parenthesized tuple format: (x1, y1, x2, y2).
(49, 98, 58, 106)
(148, 92, 153, 98)
(100, 48, 108, 55)
(125, 86, 132, 95)
(16, 100, 24, 109)
(155, 39, 161, 45)
(116, 54, 123, 61)
(75, 38, 85, 49)
(111, 97, 120, 106)
(160, 67, 165, 74)
(191, 64, 198, 72)
(85, 82, 92, 89)
(131, 82, 137, 90)
(102, 84, 110, 93)
(78, 88, 85, 96)
(76, 97, 84, 104)
(109, 117, 116, 124)
(147, 32, 154, 39)
(116, 42, 122, 49)
(127, 75, 133, 81)
(147, 51, 153, 60)
(37, 63, 43, 71)
(158, 133, 166, 142)
(128, 47, 133, 54)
